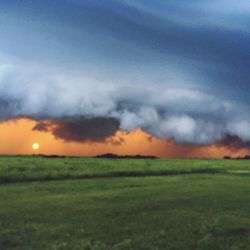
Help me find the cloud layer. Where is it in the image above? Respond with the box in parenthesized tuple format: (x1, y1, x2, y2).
(1, 59, 250, 145)
(0, 0, 250, 146)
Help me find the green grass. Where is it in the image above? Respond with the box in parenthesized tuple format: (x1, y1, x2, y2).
(0, 156, 250, 183)
(0, 157, 250, 249)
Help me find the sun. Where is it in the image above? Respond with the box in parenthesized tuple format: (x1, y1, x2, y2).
(32, 143, 40, 150)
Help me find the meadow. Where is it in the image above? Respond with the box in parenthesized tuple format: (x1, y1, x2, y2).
(0, 156, 250, 249)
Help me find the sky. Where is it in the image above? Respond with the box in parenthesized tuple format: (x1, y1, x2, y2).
(0, 0, 250, 157)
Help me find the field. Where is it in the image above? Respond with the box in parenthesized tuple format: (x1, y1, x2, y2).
(0, 157, 250, 250)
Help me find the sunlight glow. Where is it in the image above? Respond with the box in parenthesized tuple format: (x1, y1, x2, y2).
(32, 143, 40, 150)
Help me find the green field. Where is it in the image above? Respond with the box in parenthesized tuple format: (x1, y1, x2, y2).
(0, 157, 250, 250)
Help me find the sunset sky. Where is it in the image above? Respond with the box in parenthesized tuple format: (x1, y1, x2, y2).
(0, 0, 250, 157)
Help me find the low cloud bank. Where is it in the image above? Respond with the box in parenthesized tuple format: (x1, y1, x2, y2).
(33, 118, 119, 143)
(1, 59, 250, 145)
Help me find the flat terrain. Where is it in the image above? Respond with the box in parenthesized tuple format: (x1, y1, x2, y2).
(0, 157, 250, 250)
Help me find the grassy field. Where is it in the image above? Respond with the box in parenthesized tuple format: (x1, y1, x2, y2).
(0, 157, 250, 249)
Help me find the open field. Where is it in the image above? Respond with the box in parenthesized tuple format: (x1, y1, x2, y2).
(0, 157, 250, 249)
(1, 157, 250, 183)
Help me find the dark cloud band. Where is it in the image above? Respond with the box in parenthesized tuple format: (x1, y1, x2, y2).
(33, 117, 120, 143)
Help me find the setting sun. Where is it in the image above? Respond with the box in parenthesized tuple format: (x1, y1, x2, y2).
(32, 143, 40, 150)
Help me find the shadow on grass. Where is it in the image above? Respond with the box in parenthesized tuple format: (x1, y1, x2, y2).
(0, 168, 225, 184)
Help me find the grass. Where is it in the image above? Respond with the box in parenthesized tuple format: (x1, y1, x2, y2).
(0, 156, 250, 183)
(0, 157, 250, 249)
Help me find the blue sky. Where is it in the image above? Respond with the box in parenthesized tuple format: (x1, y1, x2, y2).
(0, 0, 250, 144)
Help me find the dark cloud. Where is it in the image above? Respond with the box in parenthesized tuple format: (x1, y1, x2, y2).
(216, 134, 250, 150)
(0, 99, 9, 119)
(33, 117, 120, 143)
(32, 121, 49, 132)
(0, 99, 21, 120)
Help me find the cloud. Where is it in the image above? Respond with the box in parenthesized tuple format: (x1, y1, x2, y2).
(1, 57, 250, 145)
(32, 121, 49, 132)
(33, 117, 120, 143)
(0, 0, 250, 147)
(1, 0, 250, 103)
(216, 134, 250, 151)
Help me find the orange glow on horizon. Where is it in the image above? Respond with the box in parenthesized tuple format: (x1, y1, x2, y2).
(0, 118, 249, 158)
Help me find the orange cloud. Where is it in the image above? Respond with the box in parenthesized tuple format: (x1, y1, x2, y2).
(0, 118, 249, 158)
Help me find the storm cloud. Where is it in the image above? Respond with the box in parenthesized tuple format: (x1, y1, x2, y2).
(1, 59, 250, 144)
(216, 134, 250, 151)
(33, 118, 120, 143)
(0, 0, 250, 145)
